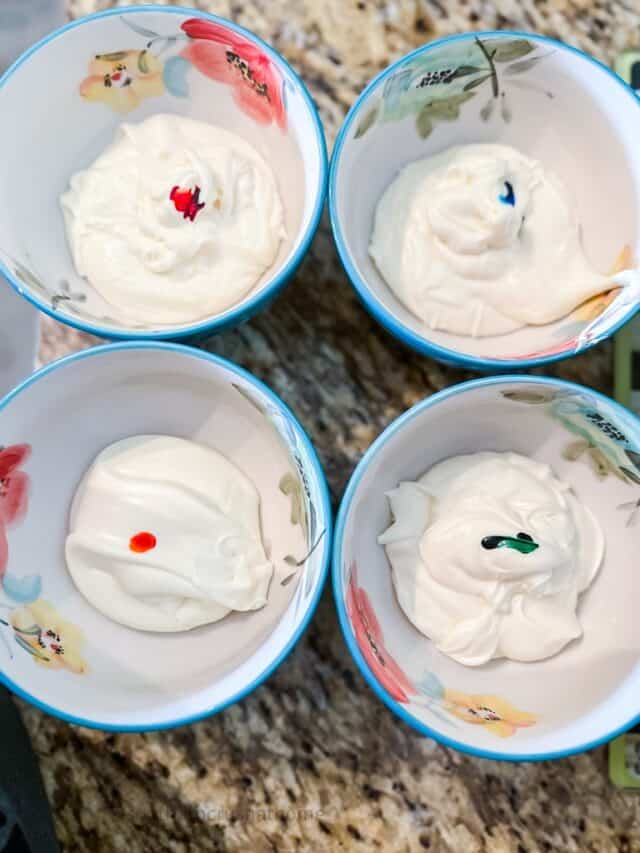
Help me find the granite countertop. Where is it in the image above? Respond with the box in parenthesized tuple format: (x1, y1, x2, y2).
(14, 1, 640, 850)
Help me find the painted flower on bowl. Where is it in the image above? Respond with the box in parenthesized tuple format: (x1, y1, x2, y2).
(345, 564, 538, 736)
(443, 690, 537, 738)
(501, 387, 640, 523)
(0, 444, 30, 528)
(9, 600, 87, 674)
(0, 444, 31, 578)
(355, 36, 552, 140)
(552, 394, 640, 485)
(379, 41, 482, 120)
(347, 564, 415, 704)
(80, 49, 164, 112)
(180, 19, 286, 130)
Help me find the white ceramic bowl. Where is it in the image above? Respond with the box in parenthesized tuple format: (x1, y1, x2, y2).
(333, 376, 640, 760)
(330, 31, 640, 370)
(0, 343, 331, 730)
(0, 6, 327, 340)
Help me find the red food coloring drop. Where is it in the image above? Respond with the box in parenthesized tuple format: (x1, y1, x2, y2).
(129, 531, 157, 553)
(170, 185, 205, 222)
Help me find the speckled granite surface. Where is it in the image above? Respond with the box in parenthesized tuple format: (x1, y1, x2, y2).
(13, 1, 640, 850)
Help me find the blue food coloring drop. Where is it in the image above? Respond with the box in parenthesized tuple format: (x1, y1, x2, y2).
(499, 181, 515, 206)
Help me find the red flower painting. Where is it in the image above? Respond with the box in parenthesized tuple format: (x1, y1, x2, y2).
(180, 19, 287, 130)
(346, 563, 415, 704)
(0, 445, 30, 525)
(0, 444, 31, 576)
(0, 526, 7, 580)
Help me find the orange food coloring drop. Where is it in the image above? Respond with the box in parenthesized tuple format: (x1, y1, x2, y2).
(129, 531, 157, 553)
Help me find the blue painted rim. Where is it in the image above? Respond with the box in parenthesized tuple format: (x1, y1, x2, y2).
(0, 341, 333, 732)
(329, 31, 640, 371)
(0, 5, 328, 342)
(332, 374, 640, 761)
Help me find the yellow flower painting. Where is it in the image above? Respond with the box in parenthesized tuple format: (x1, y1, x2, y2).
(571, 245, 633, 324)
(443, 689, 537, 738)
(10, 599, 87, 674)
(80, 49, 164, 113)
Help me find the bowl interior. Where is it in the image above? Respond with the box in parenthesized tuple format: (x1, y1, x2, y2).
(332, 33, 640, 365)
(0, 346, 329, 729)
(0, 8, 324, 336)
(336, 378, 640, 757)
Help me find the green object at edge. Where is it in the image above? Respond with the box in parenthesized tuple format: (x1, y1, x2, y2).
(609, 732, 640, 789)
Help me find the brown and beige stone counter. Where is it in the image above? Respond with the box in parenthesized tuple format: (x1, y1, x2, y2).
(13, 1, 640, 850)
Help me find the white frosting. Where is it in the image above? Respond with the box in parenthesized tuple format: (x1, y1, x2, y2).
(61, 114, 285, 324)
(378, 452, 604, 666)
(65, 436, 273, 632)
(369, 144, 610, 337)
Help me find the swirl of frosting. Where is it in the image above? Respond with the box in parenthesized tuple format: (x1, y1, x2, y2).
(61, 114, 285, 324)
(369, 144, 610, 337)
(378, 451, 603, 666)
(65, 435, 274, 632)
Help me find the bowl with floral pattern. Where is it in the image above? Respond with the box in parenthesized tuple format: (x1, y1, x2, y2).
(0, 6, 327, 340)
(0, 342, 331, 730)
(333, 375, 640, 759)
(329, 31, 640, 370)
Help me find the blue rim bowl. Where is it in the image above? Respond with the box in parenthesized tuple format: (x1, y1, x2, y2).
(0, 5, 328, 341)
(332, 374, 640, 760)
(329, 31, 640, 372)
(0, 341, 332, 731)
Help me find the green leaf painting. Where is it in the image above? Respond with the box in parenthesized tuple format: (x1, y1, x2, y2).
(450, 64, 483, 79)
(354, 36, 552, 141)
(463, 73, 492, 91)
(137, 49, 150, 73)
(505, 55, 548, 75)
(355, 104, 379, 138)
(502, 388, 640, 526)
(416, 91, 475, 139)
(483, 38, 535, 62)
(279, 472, 306, 530)
(415, 110, 432, 139)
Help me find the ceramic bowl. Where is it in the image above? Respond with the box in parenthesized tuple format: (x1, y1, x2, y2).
(0, 6, 327, 340)
(333, 375, 640, 760)
(0, 343, 331, 730)
(330, 31, 640, 370)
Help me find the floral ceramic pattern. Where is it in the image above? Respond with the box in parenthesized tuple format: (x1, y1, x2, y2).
(502, 388, 640, 525)
(231, 382, 326, 591)
(80, 16, 287, 130)
(232, 382, 319, 546)
(0, 445, 31, 583)
(80, 49, 164, 112)
(0, 443, 87, 674)
(1, 601, 86, 674)
(180, 19, 286, 129)
(347, 562, 415, 703)
(346, 563, 538, 737)
(355, 36, 552, 141)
